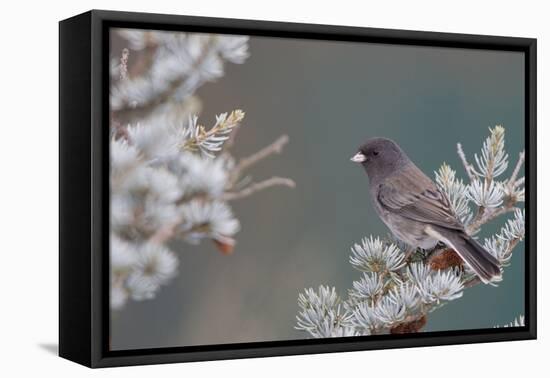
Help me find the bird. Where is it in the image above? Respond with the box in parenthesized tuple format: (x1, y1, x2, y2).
(350, 137, 501, 284)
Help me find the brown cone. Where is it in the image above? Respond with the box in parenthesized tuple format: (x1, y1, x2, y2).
(429, 248, 464, 271)
(390, 315, 427, 334)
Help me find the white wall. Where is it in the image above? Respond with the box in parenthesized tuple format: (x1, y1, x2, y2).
(2, 0, 546, 376)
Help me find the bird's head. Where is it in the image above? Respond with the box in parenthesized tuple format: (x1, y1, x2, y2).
(351, 137, 406, 180)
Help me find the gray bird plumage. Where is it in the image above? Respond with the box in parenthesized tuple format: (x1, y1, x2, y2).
(351, 137, 501, 283)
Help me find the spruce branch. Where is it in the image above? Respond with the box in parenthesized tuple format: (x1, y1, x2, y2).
(466, 206, 520, 235)
(112, 36, 216, 124)
(457, 143, 475, 181)
(181, 110, 245, 158)
(509, 151, 526, 186)
(111, 34, 249, 125)
(109, 31, 293, 311)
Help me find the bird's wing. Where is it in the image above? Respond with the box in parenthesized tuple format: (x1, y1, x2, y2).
(377, 164, 464, 230)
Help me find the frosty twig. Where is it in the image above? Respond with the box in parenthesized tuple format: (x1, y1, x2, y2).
(223, 177, 296, 201)
(457, 142, 475, 181)
(237, 134, 289, 172)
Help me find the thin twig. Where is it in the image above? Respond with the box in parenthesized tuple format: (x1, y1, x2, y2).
(235, 134, 289, 174)
(514, 177, 525, 188)
(508, 150, 525, 188)
(466, 206, 519, 235)
(227, 134, 290, 188)
(503, 237, 522, 263)
(485, 206, 520, 224)
(222, 177, 295, 201)
(457, 143, 475, 181)
(468, 206, 486, 234)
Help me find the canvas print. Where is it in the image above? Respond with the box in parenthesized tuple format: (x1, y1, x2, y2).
(109, 28, 526, 350)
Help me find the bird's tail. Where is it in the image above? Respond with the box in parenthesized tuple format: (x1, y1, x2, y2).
(426, 226, 501, 284)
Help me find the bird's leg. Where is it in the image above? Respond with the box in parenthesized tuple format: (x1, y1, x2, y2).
(403, 247, 417, 262)
(425, 242, 445, 259)
(388, 234, 417, 262)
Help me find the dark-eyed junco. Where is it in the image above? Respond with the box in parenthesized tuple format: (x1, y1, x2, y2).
(351, 137, 501, 283)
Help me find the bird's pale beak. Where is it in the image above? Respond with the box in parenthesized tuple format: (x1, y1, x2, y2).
(350, 152, 367, 163)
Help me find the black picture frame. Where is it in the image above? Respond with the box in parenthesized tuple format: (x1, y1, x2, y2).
(59, 9, 537, 368)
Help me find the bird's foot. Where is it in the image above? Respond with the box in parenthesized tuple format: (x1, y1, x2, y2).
(403, 248, 417, 262)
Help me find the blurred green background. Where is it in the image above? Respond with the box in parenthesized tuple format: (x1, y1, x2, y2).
(111, 34, 525, 350)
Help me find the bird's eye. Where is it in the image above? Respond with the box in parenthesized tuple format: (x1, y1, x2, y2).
(372, 151, 379, 156)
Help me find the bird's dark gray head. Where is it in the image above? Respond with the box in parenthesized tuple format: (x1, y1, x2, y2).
(351, 137, 408, 181)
